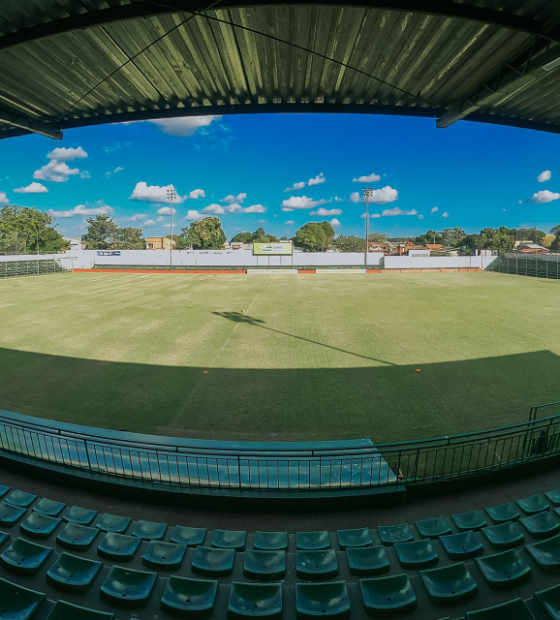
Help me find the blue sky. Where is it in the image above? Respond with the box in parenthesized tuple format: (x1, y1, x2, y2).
(1, 113, 559, 240)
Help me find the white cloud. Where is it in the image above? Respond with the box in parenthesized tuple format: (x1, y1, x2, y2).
(156, 216, 165, 222)
(285, 173, 325, 192)
(353, 173, 381, 183)
(14, 182, 48, 194)
(335, 196, 344, 202)
(310, 207, 342, 216)
(121, 213, 147, 222)
(431, 207, 439, 214)
(48, 200, 114, 219)
(258, 219, 266, 224)
(202, 204, 226, 214)
(418, 214, 425, 220)
(129, 182, 184, 204)
(221, 192, 246, 204)
(34, 146, 88, 183)
(147, 115, 222, 137)
(351, 186, 398, 205)
(285, 220, 295, 225)
(186, 189, 205, 200)
(242, 204, 266, 213)
(538, 170, 551, 183)
(157, 207, 177, 216)
(0, 191, 8, 206)
(442, 211, 450, 218)
(80, 170, 91, 180)
(361, 207, 417, 219)
(528, 190, 560, 203)
(143, 219, 156, 228)
(308, 173, 325, 186)
(106, 166, 123, 178)
(281, 196, 328, 211)
(184, 210, 204, 220)
(330, 218, 341, 226)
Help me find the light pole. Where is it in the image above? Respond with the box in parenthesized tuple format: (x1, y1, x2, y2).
(362, 187, 374, 267)
(166, 188, 177, 267)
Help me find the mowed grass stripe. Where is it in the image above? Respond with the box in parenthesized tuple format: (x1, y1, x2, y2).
(0, 271, 559, 442)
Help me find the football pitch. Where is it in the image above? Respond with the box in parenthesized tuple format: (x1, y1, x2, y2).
(0, 271, 559, 444)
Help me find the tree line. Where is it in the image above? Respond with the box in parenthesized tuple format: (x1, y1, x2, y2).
(0, 205, 69, 254)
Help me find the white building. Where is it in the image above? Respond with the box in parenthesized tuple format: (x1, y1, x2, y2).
(64, 237, 83, 251)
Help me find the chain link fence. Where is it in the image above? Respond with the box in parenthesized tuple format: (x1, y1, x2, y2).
(0, 256, 74, 279)
(486, 252, 560, 279)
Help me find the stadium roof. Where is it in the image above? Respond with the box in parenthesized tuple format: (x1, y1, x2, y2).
(2, 0, 560, 141)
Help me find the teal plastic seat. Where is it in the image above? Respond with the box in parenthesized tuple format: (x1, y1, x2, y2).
(142, 541, 187, 570)
(527, 535, 560, 572)
(485, 503, 520, 524)
(0, 577, 44, 620)
(296, 581, 350, 619)
(520, 511, 560, 538)
(452, 510, 487, 531)
(347, 546, 390, 575)
(336, 528, 372, 549)
(536, 583, 560, 619)
(0, 537, 52, 574)
(63, 506, 97, 526)
(5, 490, 36, 509)
(517, 494, 549, 515)
(296, 531, 330, 550)
(420, 562, 478, 601)
(100, 566, 157, 607)
(229, 582, 282, 619)
(545, 488, 560, 506)
(0, 501, 26, 526)
(0, 485, 10, 498)
(395, 539, 438, 568)
(20, 512, 61, 539)
(440, 531, 484, 559)
(360, 574, 416, 615)
(33, 499, 66, 517)
(161, 576, 218, 616)
(192, 546, 236, 576)
(475, 549, 531, 589)
(95, 513, 131, 533)
(254, 531, 288, 551)
(211, 529, 246, 550)
(415, 517, 452, 538)
(131, 520, 167, 541)
(378, 523, 413, 545)
(296, 549, 338, 578)
(481, 522, 524, 549)
(244, 550, 286, 579)
(57, 522, 99, 550)
(170, 526, 206, 546)
(97, 533, 141, 561)
(46, 600, 114, 620)
(46, 552, 102, 592)
(466, 598, 536, 619)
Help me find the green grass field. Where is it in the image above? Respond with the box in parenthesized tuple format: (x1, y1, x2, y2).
(0, 271, 559, 443)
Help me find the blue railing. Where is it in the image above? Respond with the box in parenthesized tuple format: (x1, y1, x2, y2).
(0, 407, 559, 496)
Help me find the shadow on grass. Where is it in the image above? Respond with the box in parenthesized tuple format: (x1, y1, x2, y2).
(0, 347, 559, 443)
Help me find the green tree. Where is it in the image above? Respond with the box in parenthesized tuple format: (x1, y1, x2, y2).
(551, 224, 560, 236)
(181, 217, 226, 250)
(441, 227, 466, 246)
(320, 221, 335, 248)
(231, 232, 254, 243)
(294, 222, 327, 252)
(0, 205, 68, 254)
(333, 235, 366, 253)
(118, 227, 145, 250)
(550, 233, 560, 252)
(517, 227, 545, 244)
(461, 234, 482, 254)
(82, 214, 120, 250)
(415, 230, 442, 245)
(368, 232, 387, 243)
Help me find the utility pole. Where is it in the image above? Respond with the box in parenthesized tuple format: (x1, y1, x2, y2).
(362, 188, 374, 268)
(166, 187, 177, 267)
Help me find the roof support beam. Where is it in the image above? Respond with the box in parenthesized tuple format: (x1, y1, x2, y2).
(437, 40, 560, 129)
(0, 107, 62, 139)
(0, 1, 547, 52)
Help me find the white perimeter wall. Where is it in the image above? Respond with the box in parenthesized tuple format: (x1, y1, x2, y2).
(0, 251, 496, 270)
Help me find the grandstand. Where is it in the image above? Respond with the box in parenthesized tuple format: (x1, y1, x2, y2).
(3, 0, 560, 618)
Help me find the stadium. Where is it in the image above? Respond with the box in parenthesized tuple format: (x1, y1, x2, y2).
(2, 1, 560, 619)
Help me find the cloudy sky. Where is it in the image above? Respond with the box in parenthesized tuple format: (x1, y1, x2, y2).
(1, 113, 559, 240)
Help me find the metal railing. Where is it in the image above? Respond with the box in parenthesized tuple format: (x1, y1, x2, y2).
(487, 253, 560, 279)
(0, 256, 73, 279)
(0, 407, 559, 495)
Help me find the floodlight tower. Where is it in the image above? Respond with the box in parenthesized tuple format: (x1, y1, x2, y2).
(166, 187, 177, 267)
(362, 187, 374, 268)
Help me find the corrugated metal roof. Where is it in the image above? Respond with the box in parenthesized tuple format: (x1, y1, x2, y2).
(1, 1, 560, 140)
